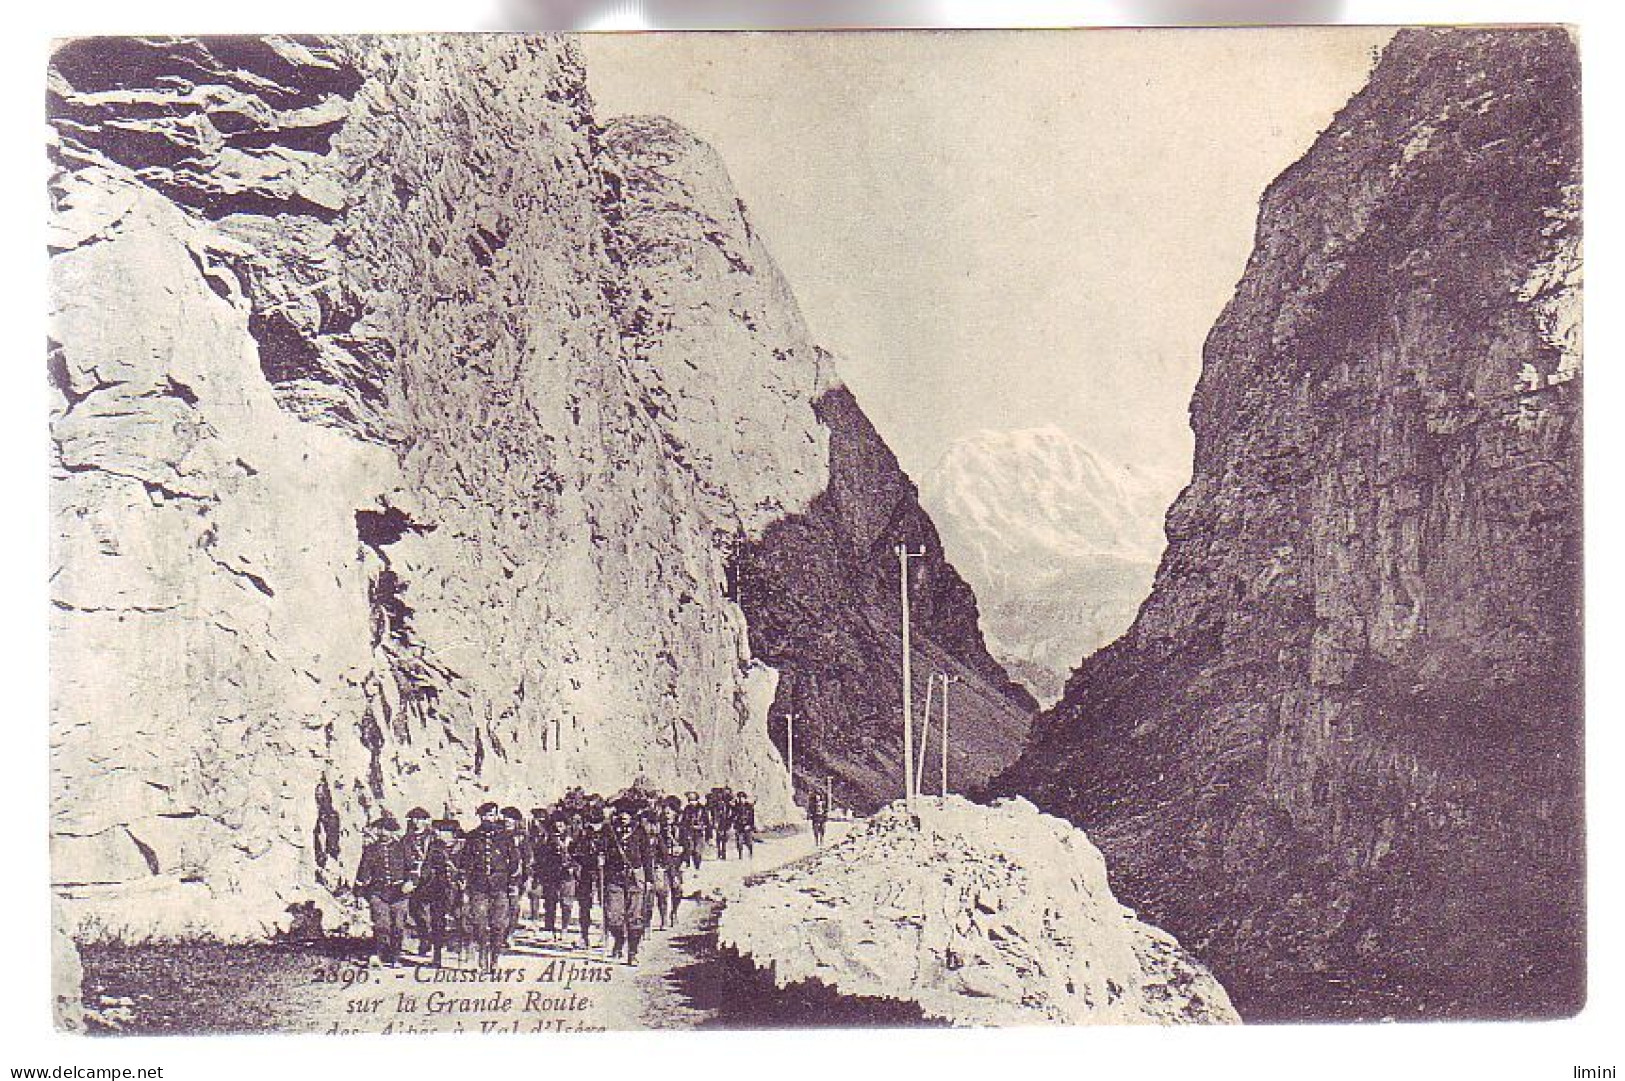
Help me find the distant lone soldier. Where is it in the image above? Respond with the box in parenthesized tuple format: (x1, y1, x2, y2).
(458, 802, 524, 972)
(355, 812, 410, 966)
(806, 788, 829, 847)
(402, 806, 453, 967)
(732, 791, 756, 859)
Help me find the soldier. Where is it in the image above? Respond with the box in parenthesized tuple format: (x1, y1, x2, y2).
(806, 786, 830, 847)
(500, 806, 529, 941)
(434, 817, 468, 966)
(525, 807, 550, 924)
(680, 792, 707, 870)
(600, 810, 651, 963)
(355, 813, 409, 966)
(653, 811, 687, 928)
(458, 802, 524, 973)
(555, 812, 580, 939)
(732, 790, 756, 859)
(402, 806, 452, 967)
(570, 818, 602, 950)
(531, 812, 572, 939)
(710, 788, 733, 860)
(633, 809, 659, 929)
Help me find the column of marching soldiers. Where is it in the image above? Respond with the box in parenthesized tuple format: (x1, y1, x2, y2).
(354, 783, 831, 972)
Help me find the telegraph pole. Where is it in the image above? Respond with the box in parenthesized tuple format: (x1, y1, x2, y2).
(916, 673, 940, 798)
(786, 710, 796, 801)
(896, 543, 925, 809)
(940, 673, 961, 796)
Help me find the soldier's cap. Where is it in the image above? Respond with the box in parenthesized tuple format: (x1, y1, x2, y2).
(530, 807, 547, 817)
(501, 806, 524, 821)
(433, 818, 458, 832)
(406, 807, 431, 820)
(476, 801, 500, 816)
(372, 813, 401, 831)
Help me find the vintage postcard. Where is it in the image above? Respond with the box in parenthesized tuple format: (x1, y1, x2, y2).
(46, 26, 1581, 1032)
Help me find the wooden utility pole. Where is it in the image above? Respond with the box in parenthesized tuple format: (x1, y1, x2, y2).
(916, 673, 937, 798)
(786, 710, 796, 800)
(940, 673, 960, 796)
(896, 543, 924, 809)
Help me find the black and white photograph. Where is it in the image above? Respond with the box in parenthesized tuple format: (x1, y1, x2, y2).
(29, 7, 1601, 1055)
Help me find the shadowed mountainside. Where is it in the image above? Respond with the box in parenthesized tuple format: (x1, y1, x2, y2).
(995, 27, 1583, 1021)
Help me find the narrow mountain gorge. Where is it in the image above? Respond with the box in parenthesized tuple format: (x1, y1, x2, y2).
(47, 35, 1030, 941)
(997, 28, 1582, 1020)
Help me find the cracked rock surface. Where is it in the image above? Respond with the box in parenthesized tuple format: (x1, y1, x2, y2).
(717, 796, 1238, 1026)
(48, 35, 1031, 944)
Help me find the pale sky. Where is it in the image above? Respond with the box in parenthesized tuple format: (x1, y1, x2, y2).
(580, 28, 1393, 482)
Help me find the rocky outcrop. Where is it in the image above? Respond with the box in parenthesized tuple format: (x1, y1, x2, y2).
(996, 28, 1582, 1020)
(734, 386, 1037, 811)
(718, 797, 1238, 1025)
(599, 117, 1037, 811)
(48, 36, 1026, 940)
(923, 427, 1184, 705)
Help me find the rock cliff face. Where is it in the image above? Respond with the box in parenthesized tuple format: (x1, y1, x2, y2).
(735, 386, 1037, 811)
(47, 35, 1027, 940)
(997, 28, 1582, 1020)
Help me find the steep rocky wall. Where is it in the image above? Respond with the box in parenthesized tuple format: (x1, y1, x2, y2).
(48, 35, 1025, 940)
(996, 28, 1582, 1020)
(736, 385, 1037, 810)
(598, 114, 1038, 809)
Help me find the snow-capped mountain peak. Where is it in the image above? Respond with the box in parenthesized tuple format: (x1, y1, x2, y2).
(921, 427, 1185, 704)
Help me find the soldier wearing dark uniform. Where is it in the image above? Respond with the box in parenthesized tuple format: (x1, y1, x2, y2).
(558, 811, 581, 938)
(634, 810, 662, 935)
(434, 817, 468, 965)
(653, 812, 687, 928)
(530, 813, 572, 938)
(807, 788, 830, 847)
(500, 806, 529, 941)
(710, 788, 733, 860)
(600, 810, 652, 963)
(402, 806, 453, 967)
(570, 819, 602, 949)
(642, 808, 669, 930)
(732, 791, 756, 859)
(679, 792, 708, 870)
(457, 802, 524, 972)
(355, 813, 410, 966)
(525, 807, 549, 924)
